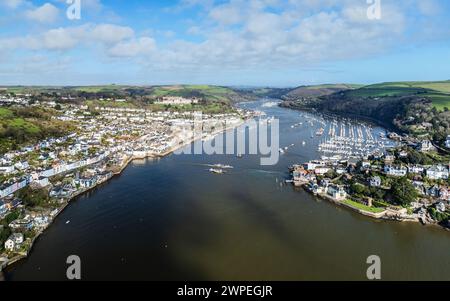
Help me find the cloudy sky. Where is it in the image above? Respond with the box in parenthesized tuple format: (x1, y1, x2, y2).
(0, 0, 449, 86)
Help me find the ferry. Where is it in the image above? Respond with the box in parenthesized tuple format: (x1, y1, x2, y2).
(209, 168, 225, 174)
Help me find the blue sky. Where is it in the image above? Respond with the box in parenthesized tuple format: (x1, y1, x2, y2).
(0, 0, 449, 86)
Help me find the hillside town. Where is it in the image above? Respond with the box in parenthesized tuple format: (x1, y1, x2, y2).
(289, 146, 450, 227)
(0, 94, 247, 269)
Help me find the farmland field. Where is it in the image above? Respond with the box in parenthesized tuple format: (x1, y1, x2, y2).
(353, 81, 450, 110)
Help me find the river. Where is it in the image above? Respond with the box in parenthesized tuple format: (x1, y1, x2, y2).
(5, 100, 450, 280)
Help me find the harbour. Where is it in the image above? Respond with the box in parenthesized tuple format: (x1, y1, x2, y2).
(4, 99, 450, 281)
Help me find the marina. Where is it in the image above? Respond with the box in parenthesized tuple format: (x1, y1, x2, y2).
(5, 100, 450, 281)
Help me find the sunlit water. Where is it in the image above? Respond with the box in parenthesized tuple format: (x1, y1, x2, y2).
(5, 100, 450, 281)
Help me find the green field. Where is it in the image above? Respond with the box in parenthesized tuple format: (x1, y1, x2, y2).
(342, 199, 386, 214)
(0, 108, 14, 118)
(149, 85, 237, 102)
(71, 85, 130, 93)
(302, 84, 363, 90)
(359, 81, 450, 110)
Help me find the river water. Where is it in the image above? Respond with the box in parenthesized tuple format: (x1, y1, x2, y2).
(5, 100, 450, 280)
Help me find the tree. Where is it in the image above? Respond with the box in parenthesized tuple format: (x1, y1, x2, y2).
(390, 177, 418, 206)
(17, 187, 49, 208)
(0, 227, 12, 251)
(351, 183, 368, 195)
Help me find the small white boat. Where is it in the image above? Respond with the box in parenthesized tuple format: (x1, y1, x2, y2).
(66, 220, 70, 224)
(209, 168, 225, 174)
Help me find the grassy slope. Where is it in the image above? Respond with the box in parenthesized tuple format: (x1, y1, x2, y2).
(360, 81, 450, 110)
(149, 85, 241, 102)
(284, 83, 363, 99)
(0, 107, 74, 154)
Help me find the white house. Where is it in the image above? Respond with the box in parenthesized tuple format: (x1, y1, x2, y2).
(304, 161, 326, 171)
(445, 135, 450, 149)
(426, 165, 449, 180)
(399, 150, 408, 158)
(436, 202, 446, 213)
(384, 155, 395, 163)
(418, 140, 434, 152)
(314, 167, 330, 175)
(155, 96, 199, 105)
(327, 184, 347, 201)
(33, 177, 50, 187)
(0, 165, 15, 175)
(14, 161, 29, 170)
(384, 165, 408, 177)
(361, 161, 371, 170)
(4, 233, 24, 251)
(408, 165, 425, 174)
(369, 176, 382, 187)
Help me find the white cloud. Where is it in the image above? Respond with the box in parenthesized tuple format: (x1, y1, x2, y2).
(1, 0, 26, 9)
(209, 3, 243, 26)
(82, 0, 103, 11)
(90, 24, 135, 44)
(144, 0, 409, 71)
(1, 0, 448, 80)
(108, 37, 156, 57)
(24, 3, 59, 23)
(0, 23, 135, 51)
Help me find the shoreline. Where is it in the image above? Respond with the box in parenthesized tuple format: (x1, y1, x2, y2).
(295, 183, 446, 226)
(1, 118, 247, 273)
(292, 177, 449, 231)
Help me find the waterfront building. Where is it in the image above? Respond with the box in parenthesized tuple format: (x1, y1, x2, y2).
(327, 184, 347, 201)
(9, 218, 33, 231)
(4, 233, 24, 251)
(304, 161, 325, 171)
(384, 165, 408, 177)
